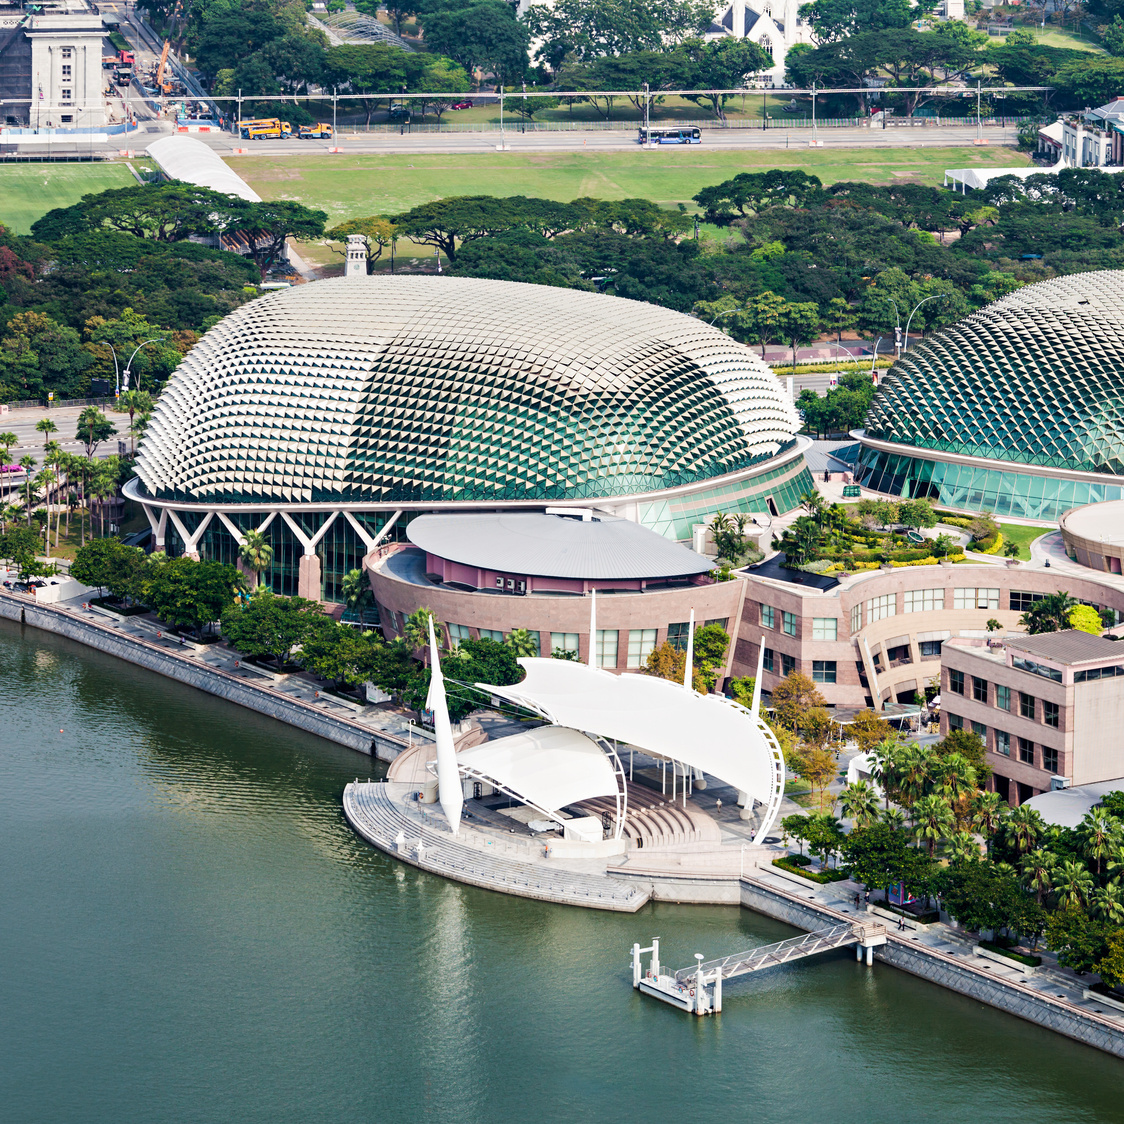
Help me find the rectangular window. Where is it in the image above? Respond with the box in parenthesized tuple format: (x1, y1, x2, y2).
(954, 587, 1000, 610)
(1075, 665, 1124, 682)
(995, 729, 1011, 757)
(971, 720, 987, 739)
(1018, 737, 1035, 765)
(627, 628, 657, 669)
(596, 629, 618, 668)
(866, 593, 896, 623)
(762, 647, 775, 673)
(947, 712, 963, 730)
(1042, 747, 1059, 774)
(1019, 692, 1036, 720)
(667, 622, 690, 652)
(705, 618, 728, 631)
(761, 605, 775, 629)
(1043, 700, 1059, 729)
(550, 632, 579, 656)
(61, 46, 73, 58)
(996, 684, 1011, 712)
(850, 604, 862, 633)
(919, 639, 942, 658)
(447, 623, 471, 645)
(812, 618, 837, 641)
(812, 660, 837, 684)
(886, 643, 911, 665)
(904, 588, 944, 613)
(782, 611, 797, 637)
(948, 669, 965, 695)
(61, 64, 71, 77)
(61, 88, 71, 100)
(780, 652, 796, 676)
(1010, 591, 1046, 612)
(1011, 656, 1063, 683)
(972, 676, 988, 704)
(478, 629, 504, 643)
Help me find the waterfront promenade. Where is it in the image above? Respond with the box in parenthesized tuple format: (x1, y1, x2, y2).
(8, 579, 1124, 1061)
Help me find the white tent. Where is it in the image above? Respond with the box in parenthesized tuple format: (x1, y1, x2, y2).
(478, 657, 784, 840)
(146, 135, 262, 202)
(457, 726, 619, 815)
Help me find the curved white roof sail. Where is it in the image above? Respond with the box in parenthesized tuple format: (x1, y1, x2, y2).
(457, 727, 619, 814)
(479, 658, 784, 838)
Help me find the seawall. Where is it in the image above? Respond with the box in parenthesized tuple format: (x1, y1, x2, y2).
(0, 592, 408, 761)
(736, 870, 1124, 1061)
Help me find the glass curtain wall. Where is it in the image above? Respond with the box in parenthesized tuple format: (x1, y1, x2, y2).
(857, 447, 1124, 522)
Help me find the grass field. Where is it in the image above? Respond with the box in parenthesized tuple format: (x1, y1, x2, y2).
(998, 522, 1051, 561)
(234, 146, 1031, 266)
(0, 162, 137, 234)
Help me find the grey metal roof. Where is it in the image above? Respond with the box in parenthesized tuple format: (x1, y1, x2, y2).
(1005, 630, 1122, 665)
(406, 513, 714, 580)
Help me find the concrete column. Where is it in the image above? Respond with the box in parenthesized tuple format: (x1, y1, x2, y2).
(865, 944, 873, 966)
(298, 553, 321, 600)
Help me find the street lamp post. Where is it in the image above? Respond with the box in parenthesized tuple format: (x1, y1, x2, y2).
(976, 79, 982, 144)
(870, 336, 883, 381)
(884, 297, 902, 356)
(643, 81, 649, 145)
(107, 338, 165, 396)
(903, 295, 946, 352)
(708, 308, 743, 328)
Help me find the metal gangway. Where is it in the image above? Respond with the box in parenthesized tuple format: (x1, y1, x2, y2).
(632, 921, 886, 1016)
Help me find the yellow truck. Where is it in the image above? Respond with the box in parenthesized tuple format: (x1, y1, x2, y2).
(239, 118, 292, 140)
(298, 123, 334, 139)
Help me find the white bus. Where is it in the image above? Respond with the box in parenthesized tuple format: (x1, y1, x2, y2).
(637, 127, 701, 145)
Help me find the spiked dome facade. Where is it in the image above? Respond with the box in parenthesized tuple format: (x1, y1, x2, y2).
(857, 271, 1124, 520)
(128, 276, 812, 601)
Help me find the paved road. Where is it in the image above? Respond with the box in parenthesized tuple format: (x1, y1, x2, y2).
(1, 404, 126, 465)
(204, 123, 1017, 159)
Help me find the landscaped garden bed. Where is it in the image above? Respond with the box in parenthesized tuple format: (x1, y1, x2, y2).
(89, 596, 149, 617)
(978, 938, 1042, 968)
(773, 856, 848, 883)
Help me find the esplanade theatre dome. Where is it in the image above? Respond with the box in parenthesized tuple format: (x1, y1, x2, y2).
(857, 270, 1124, 520)
(127, 276, 812, 600)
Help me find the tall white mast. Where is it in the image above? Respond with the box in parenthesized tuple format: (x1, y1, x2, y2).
(588, 587, 598, 668)
(683, 608, 695, 692)
(425, 617, 462, 835)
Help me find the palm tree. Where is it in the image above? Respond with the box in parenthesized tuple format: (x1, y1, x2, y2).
(1091, 882, 1124, 926)
(238, 528, 274, 590)
(1005, 804, 1044, 857)
(972, 790, 1007, 854)
(505, 628, 539, 658)
(33, 468, 55, 546)
(1054, 859, 1095, 910)
(912, 794, 955, 857)
(401, 607, 442, 664)
(118, 390, 153, 455)
(933, 752, 978, 824)
(35, 417, 57, 448)
(1020, 849, 1055, 906)
(897, 743, 932, 810)
(1020, 590, 1078, 634)
(838, 780, 880, 829)
(1078, 808, 1122, 877)
(946, 831, 981, 864)
(341, 567, 373, 622)
(868, 738, 904, 807)
(18, 454, 36, 525)
(87, 464, 118, 538)
(881, 806, 907, 831)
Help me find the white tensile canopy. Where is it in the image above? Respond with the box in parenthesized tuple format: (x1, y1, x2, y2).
(457, 726, 619, 814)
(478, 658, 782, 821)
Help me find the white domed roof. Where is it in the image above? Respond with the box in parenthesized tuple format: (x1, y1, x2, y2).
(135, 276, 799, 505)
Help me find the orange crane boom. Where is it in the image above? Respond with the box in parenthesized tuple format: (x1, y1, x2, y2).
(155, 39, 170, 90)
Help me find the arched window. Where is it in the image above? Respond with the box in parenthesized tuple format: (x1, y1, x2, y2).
(759, 34, 774, 58)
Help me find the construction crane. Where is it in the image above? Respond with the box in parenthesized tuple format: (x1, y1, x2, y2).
(155, 39, 170, 93)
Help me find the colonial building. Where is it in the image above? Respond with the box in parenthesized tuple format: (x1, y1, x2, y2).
(0, 10, 108, 129)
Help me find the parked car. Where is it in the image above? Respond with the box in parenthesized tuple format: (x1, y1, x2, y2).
(450, 100, 473, 110)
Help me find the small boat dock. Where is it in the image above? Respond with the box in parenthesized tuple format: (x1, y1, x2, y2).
(632, 921, 887, 1015)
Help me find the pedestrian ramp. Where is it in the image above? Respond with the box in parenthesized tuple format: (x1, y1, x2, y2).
(632, 920, 886, 1015)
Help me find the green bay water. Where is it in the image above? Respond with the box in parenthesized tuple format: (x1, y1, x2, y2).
(2, 618, 1122, 1124)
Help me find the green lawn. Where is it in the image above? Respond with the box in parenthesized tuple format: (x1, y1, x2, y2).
(998, 522, 1051, 560)
(236, 145, 1030, 267)
(0, 162, 137, 235)
(1023, 25, 1106, 53)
